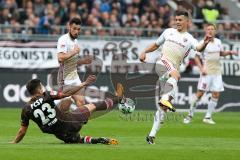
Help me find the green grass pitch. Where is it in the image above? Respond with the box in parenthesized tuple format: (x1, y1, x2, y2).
(0, 108, 240, 160)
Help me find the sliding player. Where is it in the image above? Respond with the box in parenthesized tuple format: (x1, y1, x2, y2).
(12, 75, 124, 144)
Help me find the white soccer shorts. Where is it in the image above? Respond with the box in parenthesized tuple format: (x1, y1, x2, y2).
(64, 77, 82, 86)
(155, 58, 177, 78)
(197, 74, 224, 92)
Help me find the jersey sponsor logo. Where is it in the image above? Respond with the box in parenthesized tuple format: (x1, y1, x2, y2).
(166, 39, 186, 48)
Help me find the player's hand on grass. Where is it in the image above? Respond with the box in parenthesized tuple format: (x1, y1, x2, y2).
(139, 52, 146, 63)
(85, 75, 97, 85)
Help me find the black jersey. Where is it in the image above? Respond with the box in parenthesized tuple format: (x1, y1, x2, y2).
(21, 91, 60, 133)
(21, 91, 90, 136)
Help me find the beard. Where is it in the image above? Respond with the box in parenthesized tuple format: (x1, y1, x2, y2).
(69, 32, 78, 39)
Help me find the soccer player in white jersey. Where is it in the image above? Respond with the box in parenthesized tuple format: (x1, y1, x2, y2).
(139, 10, 212, 144)
(183, 23, 238, 125)
(57, 17, 92, 108)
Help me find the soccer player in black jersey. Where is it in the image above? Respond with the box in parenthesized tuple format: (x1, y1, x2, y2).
(12, 75, 124, 145)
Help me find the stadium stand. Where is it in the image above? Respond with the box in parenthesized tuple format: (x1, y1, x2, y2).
(0, 0, 239, 40)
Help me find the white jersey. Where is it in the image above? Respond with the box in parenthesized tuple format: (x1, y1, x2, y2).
(155, 28, 198, 71)
(57, 33, 80, 87)
(199, 38, 223, 75)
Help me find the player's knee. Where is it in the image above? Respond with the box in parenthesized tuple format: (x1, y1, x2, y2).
(155, 62, 167, 77)
(57, 98, 72, 112)
(160, 105, 168, 112)
(72, 95, 85, 106)
(196, 91, 204, 99)
(211, 92, 220, 99)
(169, 70, 180, 81)
(84, 103, 96, 112)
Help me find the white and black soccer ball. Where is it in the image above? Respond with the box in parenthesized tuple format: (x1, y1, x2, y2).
(118, 98, 135, 114)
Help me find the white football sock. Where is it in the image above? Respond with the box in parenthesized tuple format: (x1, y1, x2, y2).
(149, 109, 165, 137)
(161, 77, 178, 101)
(189, 94, 200, 117)
(205, 97, 218, 118)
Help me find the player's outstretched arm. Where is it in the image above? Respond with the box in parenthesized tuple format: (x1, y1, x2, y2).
(220, 50, 238, 56)
(58, 45, 80, 62)
(12, 125, 28, 143)
(77, 55, 93, 66)
(52, 75, 96, 100)
(139, 43, 159, 62)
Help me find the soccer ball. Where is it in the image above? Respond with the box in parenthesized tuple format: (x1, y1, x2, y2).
(118, 98, 135, 114)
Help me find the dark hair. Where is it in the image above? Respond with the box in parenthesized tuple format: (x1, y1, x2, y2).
(26, 79, 41, 95)
(174, 9, 189, 18)
(69, 17, 82, 25)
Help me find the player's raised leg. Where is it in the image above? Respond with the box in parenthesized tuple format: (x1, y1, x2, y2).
(56, 83, 125, 145)
(82, 83, 125, 113)
(159, 69, 180, 112)
(77, 83, 125, 145)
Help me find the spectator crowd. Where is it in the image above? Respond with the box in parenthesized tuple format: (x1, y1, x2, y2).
(0, 0, 239, 39)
